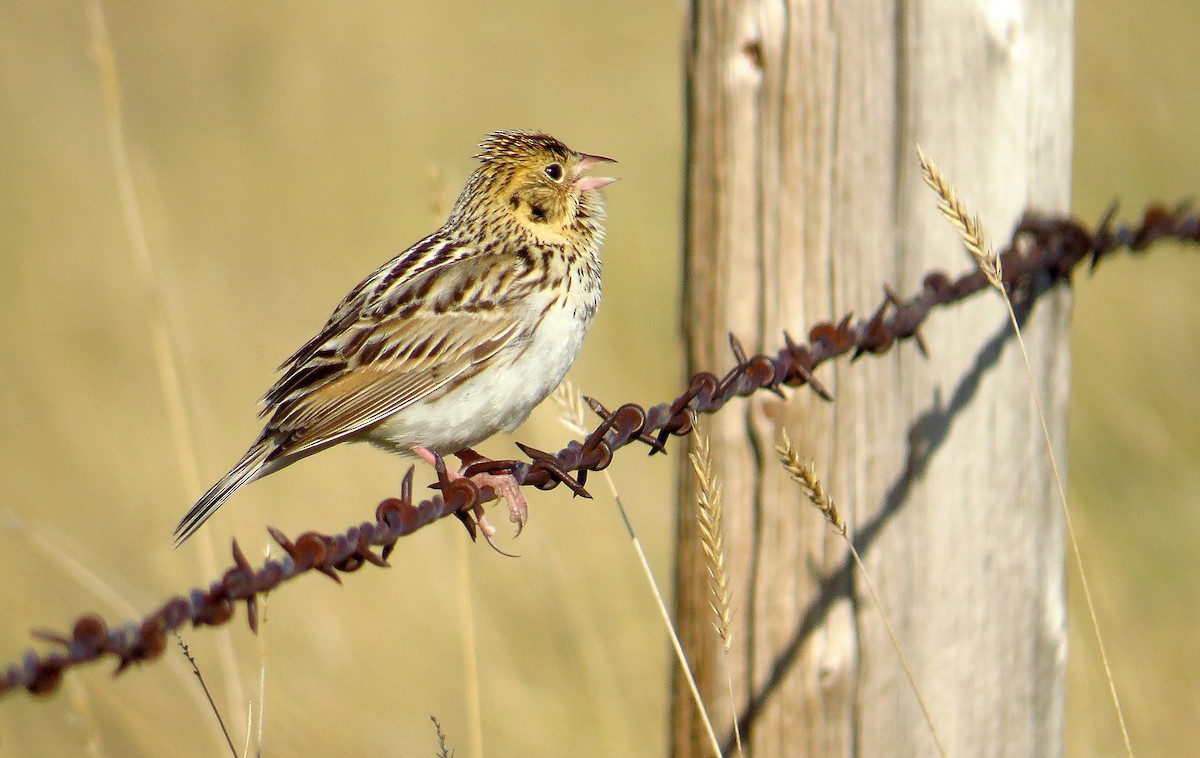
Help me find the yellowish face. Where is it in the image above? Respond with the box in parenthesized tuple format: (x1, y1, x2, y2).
(506, 152, 585, 232)
(459, 131, 616, 244)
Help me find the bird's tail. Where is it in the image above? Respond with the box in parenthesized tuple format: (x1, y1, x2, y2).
(173, 443, 273, 547)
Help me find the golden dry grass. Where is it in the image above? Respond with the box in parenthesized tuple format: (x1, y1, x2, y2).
(687, 432, 733, 652)
(0, 4, 682, 754)
(0, 1, 1197, 755)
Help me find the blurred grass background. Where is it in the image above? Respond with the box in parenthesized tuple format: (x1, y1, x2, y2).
(0, 1, 1195, 755)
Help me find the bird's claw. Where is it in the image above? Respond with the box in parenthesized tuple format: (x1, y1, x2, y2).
(417, 445, 525, 555)
(470, 505, 519, 558)
(472, 471, 528, 537)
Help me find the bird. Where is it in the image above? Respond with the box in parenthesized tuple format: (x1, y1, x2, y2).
(173, 130, 616, 548)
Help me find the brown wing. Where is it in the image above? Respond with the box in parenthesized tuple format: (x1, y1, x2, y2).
(258, 239, 543, 459)
(273, 232, 460, 373)
(263, 308, 525, 457)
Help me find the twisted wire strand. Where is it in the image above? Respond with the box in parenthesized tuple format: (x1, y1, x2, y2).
(3, 201, 1196, 699)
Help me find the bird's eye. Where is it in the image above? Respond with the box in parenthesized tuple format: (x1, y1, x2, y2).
(544, 163, 564, 182)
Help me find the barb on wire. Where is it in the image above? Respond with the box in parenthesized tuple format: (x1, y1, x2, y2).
(2, 201, 1197, 701)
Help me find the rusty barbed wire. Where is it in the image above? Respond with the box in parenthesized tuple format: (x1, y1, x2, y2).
(2, 201, 1197, 701)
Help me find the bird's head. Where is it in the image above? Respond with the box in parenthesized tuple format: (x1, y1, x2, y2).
(456, 130, 617, 243)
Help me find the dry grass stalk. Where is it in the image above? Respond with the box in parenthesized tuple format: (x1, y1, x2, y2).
(551, 380, 590, 437)
(916, 146, 1003, 288)
(431, 715, 454, 758)
(245, 545, 273, 758)
(917, 147, 1134, 757)
(776, 432, 946, 758)
(86, 0, 248, 734)
(776, 432, 845, 536)
(688, 430, 743, 755)
(174, 633, 237, 757)
(554, 380, 726, 758)
(420, 162, 484, 758)
(454, 529, 484, 758)
(688, 434, 734, 650)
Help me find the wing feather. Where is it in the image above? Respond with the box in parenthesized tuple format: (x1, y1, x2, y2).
(273, 232, 469, 373)
(259, 243, 543, 458)
(267, 310, 524, 457)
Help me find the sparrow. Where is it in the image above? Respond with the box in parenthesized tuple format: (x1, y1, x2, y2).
(173, 130, 616, 548)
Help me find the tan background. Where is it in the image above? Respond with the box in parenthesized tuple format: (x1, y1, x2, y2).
(0, 2, 1195, 755)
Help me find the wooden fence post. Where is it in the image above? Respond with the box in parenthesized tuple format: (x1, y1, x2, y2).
(673, 1, 1073, 755)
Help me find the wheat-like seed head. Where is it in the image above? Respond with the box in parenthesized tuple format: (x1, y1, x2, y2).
(777, 431, 846, 535)
(551, 379, 589, 437)
(916, 146, 1003, 289)
(688, 432, 734, 651)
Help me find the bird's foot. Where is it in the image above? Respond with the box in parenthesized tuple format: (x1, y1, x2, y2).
(466, 470, 529, 536)
(450, 448, 529, 537)
(412, 446, 528, 553)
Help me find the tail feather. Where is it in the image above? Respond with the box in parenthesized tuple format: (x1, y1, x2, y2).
(173, 443, 273, 547)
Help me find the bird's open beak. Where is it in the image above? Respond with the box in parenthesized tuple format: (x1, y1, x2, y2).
(574, 153, 618, 192)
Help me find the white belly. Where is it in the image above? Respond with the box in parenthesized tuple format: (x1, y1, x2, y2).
(363, 298, 591, 455)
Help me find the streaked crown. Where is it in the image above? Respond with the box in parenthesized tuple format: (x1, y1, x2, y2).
(450, 130, 616, 244)
(475, 130, 572, 165)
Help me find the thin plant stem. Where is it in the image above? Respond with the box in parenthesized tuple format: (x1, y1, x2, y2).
(849, 545, 945, 757)
(777, 434, 946, 757)
(1004, 299, 1134, 757)
(606, 474, 723, 758)
(425, 164, 483, 758)
(175, 633, 237, 758)
(431, 715, 453, 758)
(246, 546, 272, 758)
(554, 383, 724, 758)
(456, 530, 484, 758)
(85, 0, 247, 734)
(917, 147, 1134, 757)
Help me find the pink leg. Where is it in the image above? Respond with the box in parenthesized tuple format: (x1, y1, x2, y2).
(412, 446, 529, 546)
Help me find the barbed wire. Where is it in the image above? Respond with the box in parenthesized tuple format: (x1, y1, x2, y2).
(2, 201, 1196, 700)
